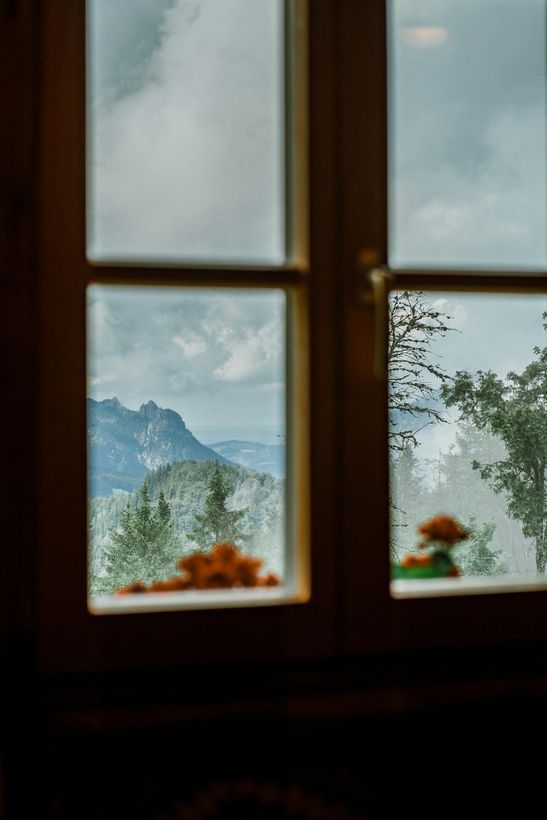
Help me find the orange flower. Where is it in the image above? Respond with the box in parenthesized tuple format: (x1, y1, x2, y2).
(257, 572, 282, 587)
(115, 581, 147, 595)
(149, 576, 192, 592)
(417, 514, 467, 547)
(178, 551, 216, 588)
(235, 555, 264, 587)
(211, 542, 239, 562)
(178, 543, 263, 589)
(120, 543, 283, 593)
(401, 552, 433, 569)
(199, 560, 240, 589)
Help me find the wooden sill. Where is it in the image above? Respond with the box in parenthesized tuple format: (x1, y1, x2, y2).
(88, 584, 307, 615)
(391, 573, 547, 599)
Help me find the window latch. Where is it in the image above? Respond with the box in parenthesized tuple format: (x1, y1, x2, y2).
(355, 250, 393, 380)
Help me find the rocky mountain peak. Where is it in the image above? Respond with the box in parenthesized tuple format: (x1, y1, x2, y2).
(138, 399, 158, 418)
(88, 396, 229, 496)
(101, 396, 123, 410)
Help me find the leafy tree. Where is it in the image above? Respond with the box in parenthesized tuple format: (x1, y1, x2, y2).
(187, 464, 248, 549)
(455, 518, 509, 576)
(388, 291, 456, 453)
(442, 313, 547, 572)
(101, 481, 181, 592)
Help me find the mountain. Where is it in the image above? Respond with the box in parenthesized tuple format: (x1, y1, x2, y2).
(208, 440, 285, 478)
(87, 397, 230, 496)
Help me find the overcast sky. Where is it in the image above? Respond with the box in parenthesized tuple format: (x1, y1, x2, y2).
(391, 0, 547, 269)
(87, 1, 546, 442)
(407, 292, 547, 461)
(89, 0, 546, 269)
(88, 286, 286, 437)
(88, 0, 284, 263)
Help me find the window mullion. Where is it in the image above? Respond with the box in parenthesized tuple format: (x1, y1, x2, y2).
(85, 264, 308, 289)
(389, 270, 547, 293)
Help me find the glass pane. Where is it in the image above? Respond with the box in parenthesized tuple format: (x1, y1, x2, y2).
(87, 285, 291, 610)
(87, 0, 285, 265)
(389, 0, 547, 270)
(389, 292, 547, 588)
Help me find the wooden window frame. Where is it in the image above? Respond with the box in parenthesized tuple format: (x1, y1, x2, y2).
(35, 0, 343, 675)
(16, 0, 547, 676)
(339, 0, 547, 656)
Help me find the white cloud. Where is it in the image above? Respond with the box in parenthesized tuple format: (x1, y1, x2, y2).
(88, 372, 117, 387)
(172, 332, 207, 358)
(432, 297, 468, 331)
(213, 317, 282, 383)
(89, 0, 284, 263)
(391, 0, 547, 270)
(393, 103, 547, 268)
(87, 285, 286, 428)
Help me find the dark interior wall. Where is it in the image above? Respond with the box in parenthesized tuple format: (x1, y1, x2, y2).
(2, 4, 546, 818)
(9, 652, 547, 818)
(6, 641, 547, 817)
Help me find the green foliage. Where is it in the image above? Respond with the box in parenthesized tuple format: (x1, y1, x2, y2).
(145, 460, 283, 568)
(455, 518, 509, 576)
(97, 482, 182, 593)
(89, 459, 285, 595)
(389, 420, 534, 573)
(442, 312, 547, 572)
(187, 464, 248, 549)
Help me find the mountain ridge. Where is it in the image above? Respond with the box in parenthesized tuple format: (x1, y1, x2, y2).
(208, 439, 285, 478)
(88, 396, 230, 496)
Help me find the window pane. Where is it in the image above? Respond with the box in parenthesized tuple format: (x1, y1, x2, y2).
(389, 292, 547, 588)
(389, 0, 547, 270)
(87, 0, 285, 265)
(87, 285, 292, 610)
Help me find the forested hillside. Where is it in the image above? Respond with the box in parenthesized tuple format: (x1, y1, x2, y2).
(89, 460, 284, 594)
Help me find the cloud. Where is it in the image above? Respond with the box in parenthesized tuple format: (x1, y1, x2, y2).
(431, 297, 468, 331)
(87, 286, 286, 427)
(392, 102, 546, 267)
(172, 332, 207, 359)
(391, 0, 547, 269)
(88, 372, 116, 387)
(213, 317, 282, 383)
(89, 0, 284, 263)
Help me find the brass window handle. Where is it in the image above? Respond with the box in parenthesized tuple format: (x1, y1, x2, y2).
(356, 253, 393, 380)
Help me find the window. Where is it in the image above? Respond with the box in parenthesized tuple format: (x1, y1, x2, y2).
(83, 1, 309, 613)
(387, 0, 547, 597)
(87, 0, 287, 265)
(87, 285, 297, 611)
(389, 291, 547, 596)
(34, 0, 547, 674)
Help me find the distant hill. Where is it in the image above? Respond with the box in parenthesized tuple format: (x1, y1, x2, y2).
(208, 440, 285, 478)
(87, 397, 230, 496)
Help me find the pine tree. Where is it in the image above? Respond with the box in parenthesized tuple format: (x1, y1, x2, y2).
(153, 490, 180, 558)
(157, 491, 170, 525)
(188, 464, 248, 549)
(101, 481, 181, 592)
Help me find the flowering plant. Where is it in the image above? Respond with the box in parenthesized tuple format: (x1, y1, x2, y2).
(392, 514, 467, 579)
(115, 542, 281, 595)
